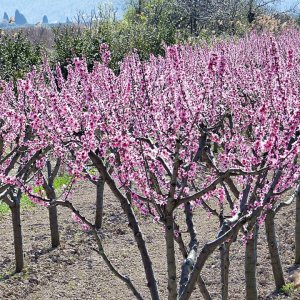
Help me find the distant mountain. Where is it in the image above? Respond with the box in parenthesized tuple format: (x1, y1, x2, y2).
(0, 0, 126, 24)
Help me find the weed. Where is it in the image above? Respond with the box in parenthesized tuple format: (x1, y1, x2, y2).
(280, 282, 298, 296)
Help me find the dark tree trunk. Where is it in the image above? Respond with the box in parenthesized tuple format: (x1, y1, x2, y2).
(295, 185, 300, 264)
(265, 210, 285, 289)
(11, 203, 24, 273)
(95, 178, 105, 229)
(49, 205, 60, 248)
(45, 187, 60, 248)
(45, 159, 60, 248)
(220, 242, 231, 300)
(245, 223, 258, 300)
(165, 213, 177, 300)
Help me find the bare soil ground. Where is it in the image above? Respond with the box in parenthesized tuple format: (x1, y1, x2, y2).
(0, 180, 299, 300)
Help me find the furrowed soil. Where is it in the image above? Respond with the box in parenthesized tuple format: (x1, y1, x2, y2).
(0, 180, 299, 300)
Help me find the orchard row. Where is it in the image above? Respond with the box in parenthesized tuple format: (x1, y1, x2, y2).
(0, 29, 299, 300)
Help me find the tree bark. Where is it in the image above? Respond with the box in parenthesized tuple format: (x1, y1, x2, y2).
(45, 186, 60, 248)
(295, 184, 300, 264)
(95, 178, 105, 229)
(245, 223, 258, 300)
(220, 242, 231, 300)
(265, 210, 285, 289)
(179, 245, 197, 295)
(165, 213, 177, 300)
(11, 203, 24, 273)
(49, 205, 60, 248)
(45, 159, 60, 248)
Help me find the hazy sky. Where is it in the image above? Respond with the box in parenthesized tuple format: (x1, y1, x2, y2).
(276, 0, 299, 10)
(0, 0, 125, 23)
(0, 0, 298, 24)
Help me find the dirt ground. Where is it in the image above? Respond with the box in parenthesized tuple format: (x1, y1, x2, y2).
(0, 180, 299, 300)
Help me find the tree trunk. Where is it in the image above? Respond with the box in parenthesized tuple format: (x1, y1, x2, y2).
(95, 178, 105, 229)
(265, 210, 285, 289)
(165, 213, 177, 300)
(245, 223, 258, 300)
(45, 185, 60, 248)
(220, 242, 230, 300)
(295, 185, 300, 264)
(49, 205, 60, 248)
(11, 203, 24, 273)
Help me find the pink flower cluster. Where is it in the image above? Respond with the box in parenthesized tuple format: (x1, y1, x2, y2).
(0, 29, 299, 226)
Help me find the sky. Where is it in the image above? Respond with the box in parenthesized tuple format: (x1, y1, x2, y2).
(275, 0, 300, 11)
(0, 0, 126, 24)
(0, 0, 299, 24)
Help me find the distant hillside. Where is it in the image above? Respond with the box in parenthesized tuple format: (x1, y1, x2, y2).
(0, 0, 126, 24)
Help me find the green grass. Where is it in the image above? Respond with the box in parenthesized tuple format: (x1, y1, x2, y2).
(280, 283, 299, 296)
(0, 195, 35, 215)
(85, 167, 97, 176)
(53, 174, 71, 190)
(0, 202, 10, 214)
(0, 174, 72, 216)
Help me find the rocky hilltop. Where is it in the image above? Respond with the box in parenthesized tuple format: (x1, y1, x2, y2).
(1, 9, 51, 28)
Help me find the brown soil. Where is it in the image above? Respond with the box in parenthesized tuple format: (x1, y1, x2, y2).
(0, 180, 299, 300)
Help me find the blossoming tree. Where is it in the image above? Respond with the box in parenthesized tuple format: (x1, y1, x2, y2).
(1, 30, 299, 300)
